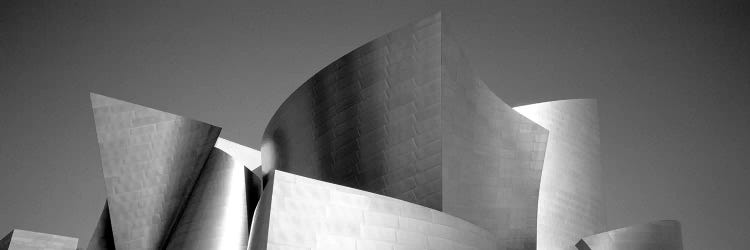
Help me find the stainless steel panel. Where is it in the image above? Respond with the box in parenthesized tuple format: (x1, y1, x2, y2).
(514, 99, 606, 249)
(248, 170, 497, 250)
(164, 148, 252, 250)
(261, 13, 444, 209)
(90, 93, 221, 250)
(261, 13, 550, 250)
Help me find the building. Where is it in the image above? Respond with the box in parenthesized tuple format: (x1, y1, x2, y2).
(0, 229, 78, 250)
(84, 13, 682, 250)
(514, 100, 606, 249)
(260, 12, 547, 249)
(87, 94, 262, 250)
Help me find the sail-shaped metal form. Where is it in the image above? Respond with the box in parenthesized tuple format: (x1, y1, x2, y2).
(90, 93, 221, 249)
(81, 13, 686, 250)
(88, 95, 264, 250)
(164, 148, 251, 250)
(260, 13, 548, 249)
(514, 99, 606, 249)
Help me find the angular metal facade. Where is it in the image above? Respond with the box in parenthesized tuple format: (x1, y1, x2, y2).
(1, 229, 78, 250)
(576, 220, 683, 250)
(164, 148, 251, 250)
(441, 21, 548, 250)
(89, 95, 262, 250)
(514, 99, 606, 249)
(249, 170, 497, 250)
(91, 93, 221, 250)
(260, 14, 549, 250)
(81, 13, 686, 250)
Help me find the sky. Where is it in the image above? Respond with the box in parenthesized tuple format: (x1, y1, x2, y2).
(1, 0, 748, 249)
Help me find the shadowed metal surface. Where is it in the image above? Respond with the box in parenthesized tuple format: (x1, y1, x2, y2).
(441, 20, 548, 250)
(1, 229, 78, 250)
(90, 93, 221, 250)
(87, 202, 115, 250)
(248, 170, 497, 250)
(164, 148, 255, 250)
(576, 220, 683, 250)
(261, 13, 549, 249)
(261, 13, 444, 209)
(514, 99, 606, 249)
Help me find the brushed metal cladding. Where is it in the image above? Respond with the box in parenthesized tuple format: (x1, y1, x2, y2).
(576, 220, 683, 250)
(90, 93, 221, 250)
(164, 148, 254, 250)
(440, 21, 548, 250)
(261, 13, 444, 209)
(246, 172, 275, 250)
(87, 202, 115, 250)
(261, 13, 549, 249)
(513, 99, 606, 250)
(248, 170, 497, 250)
(1, 229, 78, 250)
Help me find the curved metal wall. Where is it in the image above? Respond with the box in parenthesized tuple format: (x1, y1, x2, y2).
(164, 148, 252, 250)
(89, 95, 271, 250)
(261, 13, 444, 209)
(441, 25, 549, 250)
(576, 220, 683, 250)
(249, 170, 497, 250)
(513, 99, 606, 249)
(261, 14, 549, 250)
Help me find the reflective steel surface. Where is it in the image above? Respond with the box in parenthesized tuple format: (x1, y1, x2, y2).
(514, 99, 606, 249)
(440, 22, 549, 250)
(249, 170, 497, 250)
(576, 220, 683, 250)
(261, 13, 444, 209)
(164, 148, 251, 250)
(91, 93, 221, 249)
(261, 14, 548, 249)
(82, 14, 686, 250)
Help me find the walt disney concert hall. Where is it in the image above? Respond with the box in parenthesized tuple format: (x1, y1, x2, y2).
(85, 13, 683, 250)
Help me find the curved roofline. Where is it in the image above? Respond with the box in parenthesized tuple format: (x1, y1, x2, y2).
(261, 12, 442, 139)
(513, 98, 598, 108)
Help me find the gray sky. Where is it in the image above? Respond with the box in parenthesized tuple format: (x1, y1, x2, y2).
(1, 1, 748, 249)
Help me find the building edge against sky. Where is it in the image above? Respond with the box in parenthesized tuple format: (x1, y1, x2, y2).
(514, 99, 607, 249)
(1, 229, 78, 250)
(261, 12, 549, 249)
(73, 13, 683, 250)
(576, 220, 683, 250)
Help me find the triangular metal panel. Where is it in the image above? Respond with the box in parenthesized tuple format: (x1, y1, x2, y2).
(90, 93, 220, 250)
